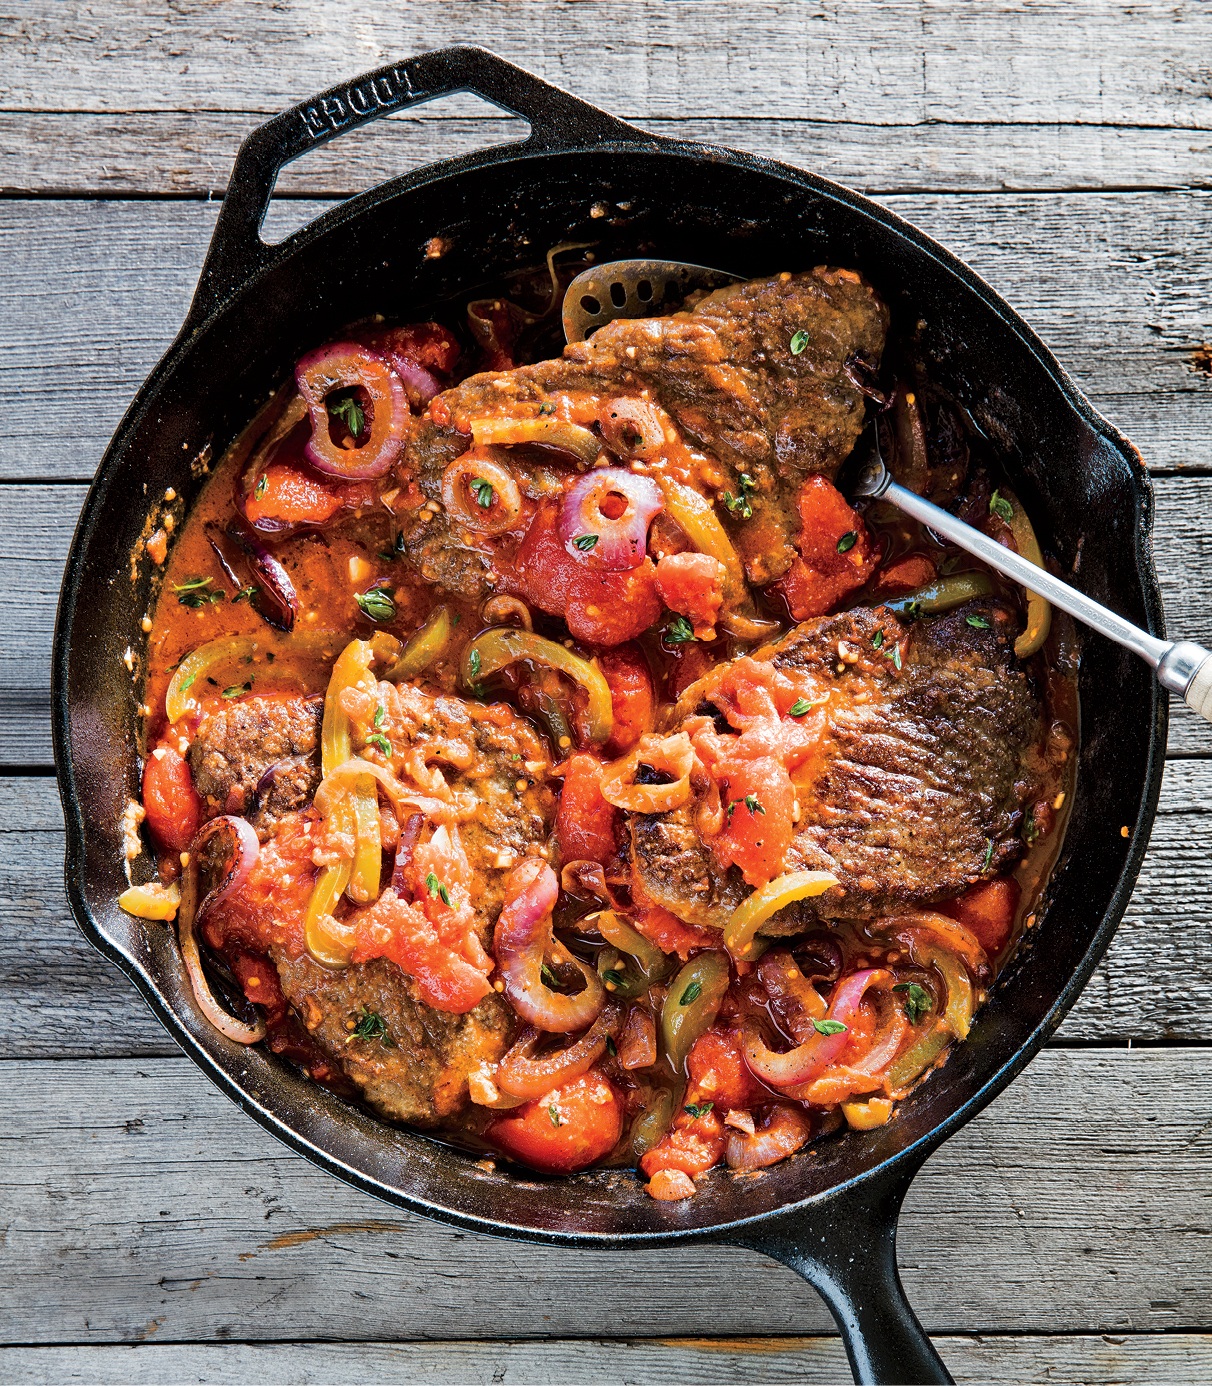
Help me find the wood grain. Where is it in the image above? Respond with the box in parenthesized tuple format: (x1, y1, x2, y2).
(6, 112, 1212, 197)
(2, 1050, 1208, 1342)
(5, 1333, 1212, 1385)
(10, 471, 1212, 766)
(3, 1, 1211, 128)
(5, 758, 1211, 1060)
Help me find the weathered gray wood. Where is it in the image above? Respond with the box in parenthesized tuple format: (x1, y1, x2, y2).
(6, 112, 1212, 197)
(5, 1333, 1212, 1385)
(4, 192, 1211, 487)
(1, 1050, 1208, 1342)
(4, 756, 1211, 1059)
(4, 0, 1211, 129)
(10, 473, 1212, 765)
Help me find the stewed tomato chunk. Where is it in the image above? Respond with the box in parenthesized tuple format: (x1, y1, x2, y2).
(488, 1070, 624, 1174)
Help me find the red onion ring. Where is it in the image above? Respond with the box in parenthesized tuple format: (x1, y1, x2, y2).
(295, 341, 409, 479)
(725, 1105, 813, 1171)
(177, 815, 264, 1045)
(493, 859, 605, 1032)
(495, 1001, 623, 1099)
(389, 356, 443, 409)
(225, 517, 299, 632)
(558, 468, 664, 571)
(743, 967, 891, 1089)
(441, 450, 524, 535)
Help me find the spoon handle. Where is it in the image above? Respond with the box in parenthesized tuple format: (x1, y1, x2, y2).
(880, 475, 1212, 721)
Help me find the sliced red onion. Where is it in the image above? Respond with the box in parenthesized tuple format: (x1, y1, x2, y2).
(493, 859, 604, 1032)
(495, 1001, 623, 1099)
(441, 450, 524, 535)
(725, 1105, 813, 1172)
(176, 814, 264, 1045)
(389, 356, 443, 409)
(744, 968, 890, 1089)
(226, 518, 298, 632)
(295, 341, 409, 479)
(391, 813, 425, 892)
(558, 468, 664, 571)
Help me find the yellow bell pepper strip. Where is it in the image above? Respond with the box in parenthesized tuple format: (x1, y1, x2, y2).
(303, 799, 356, 968)
(470, 416, 602, 466)
(117, 881, 181, 920)
(165, 635, 259, 724)
(995, 487, 1052, 657)
(661, 950, 731, 1073)
(885, 1026, 951, 1094)
(878, 571, 993, 619)
(387, 605, 453, 681)
(321, 638, 383, 905)
(841, 1096, 894, 1130)
(655, 477, 747, 602)
(460, 626, 614, 745)
(723, 869, 840, 960)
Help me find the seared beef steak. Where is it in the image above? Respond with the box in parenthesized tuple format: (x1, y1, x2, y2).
(189, 694, 321, 835)
(272, 953, 512, 1125)
(399, 268, 888, 596)
(632, 602, 1039, 927)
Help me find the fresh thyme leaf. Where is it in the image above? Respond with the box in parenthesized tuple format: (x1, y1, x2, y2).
(548, 1103, 565, 1127)
(837, 530, 858, 554)
(373, 704, 386, 729)
(1025, 806, 1040, 845)
(872, 628, 885, 649)
(367, 733, 392, 757)
(813, 1018, 848, 1036)
(722, 472, 757, 520)
(989, 489, 1014, 523)
(538, 401, 556, 416)
(602, 968, 626, 988)
(790, 329, 810, 355)
(743, 793, 765, 816)
(232, 584, 259, 604)
(328, 392, 365, 439)
(680, 979, 703, 1006)
(174, 575, 225, 608)
(467, 648, 482, 682)
(351, 1005, 394, 1046)
(889, 644, 902, 671)
(470, 476, 495, 509)
(172, 576, 212, 593)
(982, 837, 995, 872)
(221, 681, 251, 698)
(355, 588, 396, 623)
(573, 533, 599, 552)
(683, 1101, 714, 1119)
(893, 981, 933, 1025)
(664, 614, 696, 644)
(788, 694, 828, 716)
(254, 472, 268, 500)
(966, 614, 992, 630)
(425, 872, 452, 906)
(540, 962, 560, 988)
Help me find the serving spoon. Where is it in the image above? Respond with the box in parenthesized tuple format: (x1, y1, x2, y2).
(562, 258, 1212, 723)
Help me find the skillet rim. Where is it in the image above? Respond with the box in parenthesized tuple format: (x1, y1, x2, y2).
(52, 123, 1168, 1248)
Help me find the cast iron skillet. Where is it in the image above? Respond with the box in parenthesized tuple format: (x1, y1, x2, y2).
(53, 47, 1167, 1384)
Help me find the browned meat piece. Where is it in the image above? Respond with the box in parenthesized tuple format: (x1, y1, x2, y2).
(272, 953, 513, 1126)
(399, 268, 888, 596)
(632, 601, 1039, 928)
(189, 694, 321, 835)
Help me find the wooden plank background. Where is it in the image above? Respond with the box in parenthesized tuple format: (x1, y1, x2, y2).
(2, 3, 1211, 1382)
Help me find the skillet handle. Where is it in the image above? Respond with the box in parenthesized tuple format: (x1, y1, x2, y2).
(733, 1162, 952, 1385)
(185, 45, 648, 332)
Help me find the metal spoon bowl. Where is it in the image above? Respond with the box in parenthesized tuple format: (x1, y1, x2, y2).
(562, 257, 1212, 722)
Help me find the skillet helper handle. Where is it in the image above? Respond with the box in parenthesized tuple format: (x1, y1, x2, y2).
(735, 1165, 952, 1385)
(186, 45, 646, 331)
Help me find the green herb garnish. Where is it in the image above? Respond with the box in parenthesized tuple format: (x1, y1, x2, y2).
(221, 681, 251, 698)
(1025, 806, 1040, 845)
(573, 534, 599, 552)
(989, 490, 1014, 523)
(790, 329, 810, 355)
(788, 694, 828, 717)
(425, 872, 452, 906)
(743, 794, 765, 816)
(254, 473, 268, 500)
(893, 981, 933, 1025)
(888, 643, 902, 671)
(467, 648, 482, 682)
(540, 962, 560, 989)
(328, 393, 365, 439)
(684, 1101, 714, 1119)
(232, 584, 259, 604)
(664, 614, 697, 644)
(966, 614, 992, 630)
(367, 733, 392, 757)
(602, 969, 626, 988)
(837, 531, 858, 554)
(538, 401, 556, 416)
(355, 588, 396, 623)
(351, 1005, 394, 1046)
(680, 980, 703, 1006)
(173, 576, 225, 608)
(872, 629, 885, 650)
(982, 837, 995, 872)
(722, 472, 757, 520)
(548, 1104, 565, 1126)
(470, 477, 494, 509)
(373, 704, 386, 728)
(813, 1018, 848, 1036)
